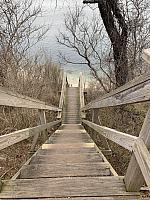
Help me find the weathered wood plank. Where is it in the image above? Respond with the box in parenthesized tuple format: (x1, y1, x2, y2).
(48, 136, 92, 144)
(42, 142, 95, 149)
(133, 138, 150, 189)
(0, 120, 61, 150)
(82, 120, 137, 151)
(125, 109, 150, 191)
(0, 177, 139, 198)
(4, 197, 141, 200)
(79, 72, 86, 118)
(83, 72, 150, 110)
(143, 48, 150, 64)
(30, 153, 103, 164)
(19, 162, 111, 178)
(57, 74, 68, 118)
(38, 147, 96, 154)
(0, 86, 60, 111)
(30, 110, 48, 152)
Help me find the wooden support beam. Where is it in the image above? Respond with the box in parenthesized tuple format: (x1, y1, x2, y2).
(143, 49, 150, 64)
(79, 73, 86, 119)
(57, 73, 68, 119)
(30, 110, 47, 152)
(124, 109, 150, 191)
(0, 179, 2, 192)
(82, 120, 137, 151)
(133, 138, 150, 190)
(39, 110, 47, 140)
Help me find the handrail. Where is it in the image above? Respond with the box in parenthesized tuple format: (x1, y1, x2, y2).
(57, 73, 69, 118)
(79, 72, 85, 109)
(82, 72, 150, 110)
(82, 119, 138, 151)
(79, 72, 86, 118)
(0, 120, 61, 151)
(0, 86, 61, 111)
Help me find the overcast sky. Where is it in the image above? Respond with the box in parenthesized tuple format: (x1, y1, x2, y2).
(34, 0, 99, 86)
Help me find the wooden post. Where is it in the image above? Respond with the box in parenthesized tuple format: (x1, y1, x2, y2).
(124, 109, 150, 191)
(92, 108, 99, 124)
(30, 110, 47, 153)
(0, 178, 2, 192)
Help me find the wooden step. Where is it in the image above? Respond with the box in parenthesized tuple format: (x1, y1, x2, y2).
(30, 153, 104, 164)
(5, 197, 142, 200)
(19, 162, 111, 179)
(41, 143, 95, 149)
(0, 177, 139, 199)
(37, 147, 97, 154)
(48, 137, 92, 144)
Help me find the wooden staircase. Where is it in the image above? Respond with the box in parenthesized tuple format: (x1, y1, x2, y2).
(62, 87, 81, 124)
(0, 86, 141, 199)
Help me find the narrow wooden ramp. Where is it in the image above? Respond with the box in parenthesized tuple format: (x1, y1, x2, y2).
(0, 87, 141, 199)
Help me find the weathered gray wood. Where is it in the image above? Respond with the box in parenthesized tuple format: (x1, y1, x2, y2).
(42, 142, 95, 149)
(57, 74, 68, 118)
(38, 147, 96, 154)
(30, 110, 47, 152)
(125, 109, 150, 191)
(0, 86, 60, 111)
(79, 72, 86, 118)
(19, 162, 111, 178)
(82, 120, 137, 151)
(7, 197, 141, 200)
(133, 138, 150, 189)
(143, 48, 150, 64)
(0, 120, 61, 150)
(30, 153, 103, 164)
(0, 177, 139, 198)
(83, 72, 150, 110)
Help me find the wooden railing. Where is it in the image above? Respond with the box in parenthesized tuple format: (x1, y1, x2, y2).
(81, 49, 150, 192)
(57, 73, 69, 119)
(0, 84, 62, 152)
(79, 72, 86, 118)
(0, 74, 65, 191)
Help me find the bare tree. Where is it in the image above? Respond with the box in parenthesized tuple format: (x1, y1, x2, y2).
(0, 0, 48, 86)
(125, 0, 150, 78)
(96, 0, 128, 87)
(57, 6, 115, 92)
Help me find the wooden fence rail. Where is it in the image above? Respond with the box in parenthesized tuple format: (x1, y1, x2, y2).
(82, 72, 150, 110)
(82, 119, 138, 151)
(0, 86, 60, 111)
(0, 120, 61, 151)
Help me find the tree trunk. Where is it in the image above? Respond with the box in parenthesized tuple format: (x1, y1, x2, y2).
(98, 0, 128, 87)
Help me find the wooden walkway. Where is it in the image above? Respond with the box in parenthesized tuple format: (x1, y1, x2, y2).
(0, 87, 141, 199)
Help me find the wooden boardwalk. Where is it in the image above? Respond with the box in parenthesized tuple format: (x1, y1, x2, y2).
(0, 87, 141, 199)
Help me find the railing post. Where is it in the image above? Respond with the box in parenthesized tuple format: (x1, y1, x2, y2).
(79, 72, 86, 119)
(0, 178, 2, 192)
(92, 108, 99, 124)
(57, 73, 67, 119)
(124, 109, 150, 191)
(30, 109, 47, 153)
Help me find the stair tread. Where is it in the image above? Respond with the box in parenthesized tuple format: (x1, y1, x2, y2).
(19, 162, 111, 179)
(0, 177, 139, 198)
